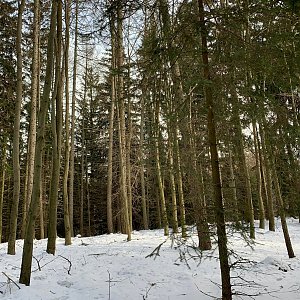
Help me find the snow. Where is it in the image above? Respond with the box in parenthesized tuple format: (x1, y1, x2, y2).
(0, 218, 300, 299)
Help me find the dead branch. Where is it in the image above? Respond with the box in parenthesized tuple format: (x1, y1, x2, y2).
(33, 255, 42, 271)
(2, 272, 21, 290)
(145, 239, 168, 259)
(32, 256, 59, 272)
(58, 255, 72, 275)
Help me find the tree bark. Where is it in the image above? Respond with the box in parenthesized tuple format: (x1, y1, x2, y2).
(154, 102, 169, 236)
(21, 0, 40, 240)
(116, 2, 131, 240)
(62, 0, 72, 246)
(174, 128, 186, 238)
(197, 0, 232, 298)
(69, 0, 79, 237)
(259, 123, 275, 231)
(46, 0, 63, 255)
(253, 121, 265, 229)
(0, 139, 7, 243)
(139, 91, 148, 230)
(39, 168, 44, 239)
(8, 0, 25, 255)
(228, 149, 239, 225)
(168, 140, 178, 234)
(80, 54, 88, 236)
(107, 8, 116, 234)
(271, 156, 295, 258)
(187, 95, 211, 250)
(19, 0, 57, 286)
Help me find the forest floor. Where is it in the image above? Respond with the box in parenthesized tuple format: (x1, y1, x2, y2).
(0, 218, 299, 300)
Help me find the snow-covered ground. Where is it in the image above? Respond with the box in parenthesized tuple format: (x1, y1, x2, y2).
(0, 218, 299, 300)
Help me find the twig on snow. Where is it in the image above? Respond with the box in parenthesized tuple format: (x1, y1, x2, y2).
(58, 255, 72, 275)
(142, 283, 156, 299)
(2, 272, 20, 290)
(145, 239, 168, 259)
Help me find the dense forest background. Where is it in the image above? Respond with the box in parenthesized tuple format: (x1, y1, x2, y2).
(0, 0, 299, 298)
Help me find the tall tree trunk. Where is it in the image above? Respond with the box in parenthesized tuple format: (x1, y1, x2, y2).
(154, 102, 169, 236)
(263, 121, 295, 258)
(69, 0, 79, 237)
(46, 0, 63, 255)
(228, 148, 239, 225)
(116, 2, 131, 241)
(126, 110, 133, 231)
(197, 0, 232, 298)
(253, 121, 265, 229)
(168, 139, 178, 234)
(8, 0, 25, 255)
(85, 147, 91, 236)
(157, 0, 186, 237)
(197, 160, 212, 250)
(259, 124, 275, 231)
(271, 155, 295, 258)
(257, 127, 269, 222)
(126, 91, 133, 232)
(174, 128, 186, 238)
(126, 25, 133, 231)
(63, 0, 71, 246)
(231, 93, 255, 238)
(22, 160, 29, 239)
(107, 8, 116, 234)
(80, 55, 88, 236)
(187, 95, 211, 250)
(139, 91, 148, 230)
(19, 0, 57, 286)
(21, 0, 40, 239)
(0, 139, 7, 243)
(39, 168, 44, 239)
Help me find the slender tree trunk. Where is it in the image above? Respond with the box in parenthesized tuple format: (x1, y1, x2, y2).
(187, 96, 211, 250)
(259, 124, 275, 231)
(107, 9, 116, 234)
(157, 0, 186, 237)
(19, 0, 57, 286)
(140, 92, 148, 230)
(174, 128, 186, 237)
(231, 93, 255, 238)
(168, 140, 178, 234)
(285, 143, 300, 217)
(262, 120, 295, 258)
(271, 156, 295, 258)
(253, 121, 265, 229)
(197, 0, 232, 298)
(197, 160, 213, 250)
(156, 188, 162, 228)
(39, 169, 44, 239)
(228, 149, 239, 225)
(63, 0, 71, 246)
(80, 55, 88, 236)
(8, 0, 25, 255)
(69, 0, 79, 237)
(85, 150, 91, 236)
(126, 26, 133, 231)
(0, 139, 7, 243)
(257, 127, 269, 222)
(47, 0, 63, 255)
(22, 158, 29, 239)
(154, 102, 169, 236)
(43, 148, 50, 238)
(126, 95, 133, 232)
(21, 0, 40, 240)
(116, 3, 131, 241)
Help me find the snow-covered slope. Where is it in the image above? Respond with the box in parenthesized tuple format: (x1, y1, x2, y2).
(0, 218, 299, 299)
